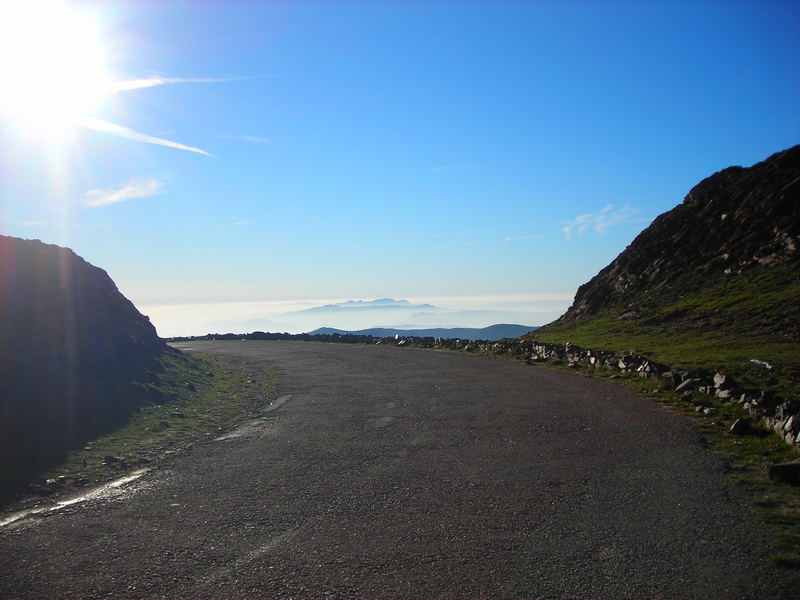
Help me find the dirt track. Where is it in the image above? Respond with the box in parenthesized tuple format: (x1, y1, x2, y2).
(1, 340, 797, 598)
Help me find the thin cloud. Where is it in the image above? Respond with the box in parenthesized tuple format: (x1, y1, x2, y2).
(83, 178, 164, 208)
(79, 117, 213, 157)
(77, 75, 243, 155)
(562, 204, 640, 240)
(228, 219, 253, 226)
(218, 134, 271, 144)
(108, 76, 247, 93)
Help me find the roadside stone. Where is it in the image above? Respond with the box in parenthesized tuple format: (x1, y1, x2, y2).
(768, 460, 800, 485)
(783, 415, 797, 432)
(675, 379, 695, 393)
(714, 373, 733, 389)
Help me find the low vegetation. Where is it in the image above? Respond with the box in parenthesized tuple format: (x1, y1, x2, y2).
(532, 263, 800, 398)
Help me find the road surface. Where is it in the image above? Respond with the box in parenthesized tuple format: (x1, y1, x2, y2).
(1, 340, 796, 598)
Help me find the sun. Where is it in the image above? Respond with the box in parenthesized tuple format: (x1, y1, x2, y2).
(0, 0, 114, 138)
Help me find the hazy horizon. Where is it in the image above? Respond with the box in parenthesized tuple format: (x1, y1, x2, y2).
(141, 294, 572, 338)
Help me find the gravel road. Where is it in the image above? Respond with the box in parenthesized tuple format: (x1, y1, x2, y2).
(1, 340, 797, 599)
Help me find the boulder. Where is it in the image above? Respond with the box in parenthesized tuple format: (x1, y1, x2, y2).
(714, 373, 733, 389)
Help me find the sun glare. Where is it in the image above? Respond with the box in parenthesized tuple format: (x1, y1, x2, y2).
(0, 1, 113, 138)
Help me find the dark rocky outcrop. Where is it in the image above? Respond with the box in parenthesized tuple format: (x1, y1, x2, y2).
(0, 236, 166, 495)
(554, 145, 800, 328)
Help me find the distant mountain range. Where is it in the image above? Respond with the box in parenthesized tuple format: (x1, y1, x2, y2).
(296, 298, 436, 313)
(307, 324, 539, 341)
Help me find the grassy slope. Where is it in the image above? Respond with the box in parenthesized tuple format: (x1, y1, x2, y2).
(1, 348, 278, 508)
(531, 262, 800, 397)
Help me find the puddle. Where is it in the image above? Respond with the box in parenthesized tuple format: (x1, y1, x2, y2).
(0, 468, 150, 529)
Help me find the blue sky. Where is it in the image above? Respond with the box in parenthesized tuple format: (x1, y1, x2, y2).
(1, 1, 798, 336)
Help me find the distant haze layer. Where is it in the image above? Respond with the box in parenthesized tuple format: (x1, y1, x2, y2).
(140, 294, 572, 338)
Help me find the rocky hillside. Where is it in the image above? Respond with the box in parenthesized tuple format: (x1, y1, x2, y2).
(534, 145, 800, 395)
(548, 145, 800, 336)
(0, 236, 167, 494)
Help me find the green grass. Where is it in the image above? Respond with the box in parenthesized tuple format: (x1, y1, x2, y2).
(2, 350, 278, 508)
(531, 263, 800, 397)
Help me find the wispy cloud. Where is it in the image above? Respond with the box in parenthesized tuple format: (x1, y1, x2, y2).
(218, 134, 270, 144)
(73, 75, 244, 155)
(108, 76, 246, 93)
(504, 234, 541, 242)
(83, 177, 164, 208)
(562, 204, 641, 240)
(79, 117, 213, 157)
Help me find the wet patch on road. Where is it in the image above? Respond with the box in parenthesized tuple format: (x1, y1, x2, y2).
(0, 468, 152, 529)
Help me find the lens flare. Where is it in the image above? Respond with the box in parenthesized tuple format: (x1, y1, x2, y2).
(0, 0, 113, 137)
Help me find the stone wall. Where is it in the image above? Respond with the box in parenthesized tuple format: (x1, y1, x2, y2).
(414, 336, 800, 448)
